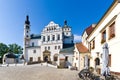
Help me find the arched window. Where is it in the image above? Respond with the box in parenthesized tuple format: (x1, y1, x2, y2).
(54, 54, 58, 61)
(95, 58, 100, 65)
(27, 31, 29, 33)
(26, 35, 29, 38)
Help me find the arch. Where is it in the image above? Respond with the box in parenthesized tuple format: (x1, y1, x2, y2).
(43, 50, 51, 62)
(53, 54, 58, 61)
(95, 58, 100, 65)
(2, 53, 17, 64)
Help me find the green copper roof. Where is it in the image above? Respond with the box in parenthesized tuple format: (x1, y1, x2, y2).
(30, 34, 41, 39)
(60, 47, 74, 54)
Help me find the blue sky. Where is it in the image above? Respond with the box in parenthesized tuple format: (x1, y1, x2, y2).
(0, 0, 113, 47)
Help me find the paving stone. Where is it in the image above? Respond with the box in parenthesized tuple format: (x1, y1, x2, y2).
(0, 64, 79, 80)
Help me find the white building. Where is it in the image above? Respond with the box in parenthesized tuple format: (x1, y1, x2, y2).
(72, 24, 95, 70)
(86, 0, 120, 75)
(59, 47, 74, 68)
(73, 43, 90, 70)
(23, 16, 74, 65)
(72, 0, 120, 75)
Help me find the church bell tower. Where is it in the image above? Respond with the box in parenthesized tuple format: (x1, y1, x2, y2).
(24, 15, 31, 47)
(62, 20, 74, 44)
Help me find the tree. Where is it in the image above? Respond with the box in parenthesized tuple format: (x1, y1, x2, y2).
(8, 44, 23, 54)
(0, 43, 9, 63)
(0, 43, 9, 58)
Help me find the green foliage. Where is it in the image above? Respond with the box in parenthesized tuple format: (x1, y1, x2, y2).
(0, 43, 9, 58)
(8, 43, 23, 54)
(0, 43, 23, 59)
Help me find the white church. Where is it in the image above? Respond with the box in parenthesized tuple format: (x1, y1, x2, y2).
(23, 15, 74, 66)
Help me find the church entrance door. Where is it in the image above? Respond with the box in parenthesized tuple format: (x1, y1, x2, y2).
(43, 50, 51, 62)
(44, 56, 48, 62)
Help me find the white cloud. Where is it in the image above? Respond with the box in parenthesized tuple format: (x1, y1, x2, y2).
(74, 34, 82, 43)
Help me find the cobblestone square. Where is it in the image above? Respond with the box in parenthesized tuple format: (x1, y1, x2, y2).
(0, 64, 80, 80)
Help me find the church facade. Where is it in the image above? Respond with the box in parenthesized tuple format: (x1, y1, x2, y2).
(23, 15, 74, 65)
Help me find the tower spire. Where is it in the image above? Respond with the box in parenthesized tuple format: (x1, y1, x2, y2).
(64, 20, 67, 25)
(25, 15, 30, 25)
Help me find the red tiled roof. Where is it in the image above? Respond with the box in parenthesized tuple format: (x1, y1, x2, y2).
(86, 25, 95, 36)
(76, 42, 89, 53)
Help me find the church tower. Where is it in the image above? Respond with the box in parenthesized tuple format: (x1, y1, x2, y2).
(62, 20, 74, 45)
(23, 15, 31, 61)
(24, 15, 31, 47)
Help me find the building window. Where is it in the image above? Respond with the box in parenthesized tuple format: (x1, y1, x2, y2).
(38, 57, 41, 62)
(55, 46, 57, 50)
(101, 30, 106, 44)
(72, 40, 73, 43)
(54, 55, 58, 61)
(33, 50, 36, 53)
(57, 34, 60, 40)
(52, 27, 54, 30)
(88, 59, 90, 67)
(48, 36, 50, 41)
(109, 22, 115, 40)
(52, 35, 55, 41)
(76, 57, 78, 60)
(45, 47, 47, 50)
(27, 31, 29, 33)
(58, 46, 61, 49)
(108, 54, 111, 67)
(89, 43, 91, 51)
(32, 42, 34, 47)
(101, 54, 103, 58)
(65, 56, 68, 61)
(48, 46, 50, 50)
(95, 58, 100, 65)
(30, 57, 33, 62)
(43, 36, 45, 42)
(26, 35, 29, 38)
(91, 40, 95, 49)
